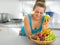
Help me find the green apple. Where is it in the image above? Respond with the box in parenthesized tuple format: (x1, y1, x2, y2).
(44, 14, 50, 21)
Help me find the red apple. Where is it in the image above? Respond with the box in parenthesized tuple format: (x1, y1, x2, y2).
(42, 34, 45, 37)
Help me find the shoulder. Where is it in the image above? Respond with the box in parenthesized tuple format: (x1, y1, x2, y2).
(24, 14, 31, 23)
(24, 14, 31, 20)
(24, 15, 29, 22)
(24, 13, 32, 20)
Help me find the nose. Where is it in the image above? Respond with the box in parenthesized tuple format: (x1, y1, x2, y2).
(38, 13, 41, 16)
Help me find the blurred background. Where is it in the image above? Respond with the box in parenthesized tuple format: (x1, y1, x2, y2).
(0, 0, 60, 45)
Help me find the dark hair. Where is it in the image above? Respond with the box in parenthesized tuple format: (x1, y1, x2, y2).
(36, 0, 45, 4)
(33, 2, 46, 11)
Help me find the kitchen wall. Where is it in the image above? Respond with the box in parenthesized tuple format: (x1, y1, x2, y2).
(20, 1, 60, 24)
(46, 1, 60, 23)
(0, 1, 23, 19)
(0, 0, 60, 23)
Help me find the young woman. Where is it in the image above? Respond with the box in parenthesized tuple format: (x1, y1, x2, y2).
(20, 2, 50, 38)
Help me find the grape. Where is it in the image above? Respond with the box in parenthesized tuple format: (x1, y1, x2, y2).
(45, 33, 56, 41)
(51, 34, 56, 40)
(39, 36, 45, 41)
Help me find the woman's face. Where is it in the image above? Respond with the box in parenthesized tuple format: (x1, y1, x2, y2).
(33, 6, 45, 20)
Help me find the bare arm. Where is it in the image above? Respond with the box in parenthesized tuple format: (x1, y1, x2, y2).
(24, 16, 32, 38)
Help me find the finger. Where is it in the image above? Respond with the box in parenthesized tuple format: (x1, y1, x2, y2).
(46, 19, 47, 23)
(47, 18, 50, 23)
(44, 19, 47, 24)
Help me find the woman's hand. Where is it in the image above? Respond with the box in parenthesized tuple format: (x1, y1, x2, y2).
(42, 18, 50, 31)
(27, 34, 32, 39)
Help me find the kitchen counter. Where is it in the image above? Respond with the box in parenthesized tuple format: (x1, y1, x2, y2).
(0, 29, 60, 45)
(18, 36, 60, 45)
(0, 35, 59, 45)
(19, 30, 60, 45)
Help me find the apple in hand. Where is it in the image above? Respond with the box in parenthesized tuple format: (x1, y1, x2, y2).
(44, 14, 50, 20)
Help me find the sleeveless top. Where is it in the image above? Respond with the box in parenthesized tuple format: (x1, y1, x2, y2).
(21, 14, 44, 35)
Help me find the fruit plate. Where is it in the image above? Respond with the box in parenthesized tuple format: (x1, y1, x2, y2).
(30, 38, 55, 44)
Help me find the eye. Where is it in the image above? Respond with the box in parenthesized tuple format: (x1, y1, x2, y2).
(40, 12, 43, 15)
(35, 11, 39, 14)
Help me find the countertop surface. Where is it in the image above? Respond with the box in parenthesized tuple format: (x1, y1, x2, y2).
(0, 35, 59, 45)
(0, 23, 60, 45)
(0, 29, 60, 45)
(18, 36, 60, 45)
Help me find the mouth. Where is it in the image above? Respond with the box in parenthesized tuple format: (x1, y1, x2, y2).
(35, 15, 40, 18)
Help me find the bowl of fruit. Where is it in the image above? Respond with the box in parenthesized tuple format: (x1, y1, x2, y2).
(30, 29, 56, 44)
